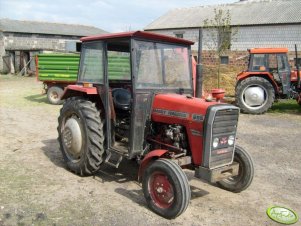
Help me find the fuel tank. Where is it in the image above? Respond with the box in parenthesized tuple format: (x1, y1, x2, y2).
(291, 70, 301, 82)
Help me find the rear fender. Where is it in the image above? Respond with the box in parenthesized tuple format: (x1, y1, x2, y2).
(237, 72, 279, 94)
(138, 149, 168, 182)
(61, 85, 98, 100)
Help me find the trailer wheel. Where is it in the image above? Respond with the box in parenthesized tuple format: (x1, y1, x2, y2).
(217, 146, 254, 193)
(47, 86, 64, 105)
(236, 77, 275, 114)
(57, 97, 104, 176)
(142, 158, 191, 219)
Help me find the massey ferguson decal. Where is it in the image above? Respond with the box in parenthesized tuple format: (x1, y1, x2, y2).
(153, 109, 205, 122)
(153, 108, 189, 119)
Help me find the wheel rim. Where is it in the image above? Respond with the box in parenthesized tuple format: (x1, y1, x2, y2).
(62, 115, 83, 162)
(148, 171, 174, 209)
(242, 85, 268, 110)
(222, 156, 244, 184)
(50, 91, 59, 100)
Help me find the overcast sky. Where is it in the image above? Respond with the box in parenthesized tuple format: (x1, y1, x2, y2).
(0, 0, 237, 32)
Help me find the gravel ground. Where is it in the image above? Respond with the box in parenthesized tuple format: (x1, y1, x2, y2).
(0, 75, 300, 226)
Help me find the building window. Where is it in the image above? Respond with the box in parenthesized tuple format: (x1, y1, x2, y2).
(76, 42, 82, 52)
(174, 33, 184, 39)
(220, 56, 229, 64)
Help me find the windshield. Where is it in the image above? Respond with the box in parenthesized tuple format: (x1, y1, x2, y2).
(134, 40, 192, 90)
(78, 42, 104, 83)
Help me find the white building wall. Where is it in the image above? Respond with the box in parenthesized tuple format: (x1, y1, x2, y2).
(232, 24, 301, 51)
(146, 24, 301, 52)
(3, 32, 79, 51)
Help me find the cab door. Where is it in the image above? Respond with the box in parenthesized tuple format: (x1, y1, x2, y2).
(277, 53, 291, 95)
(78, 41, 111, 148)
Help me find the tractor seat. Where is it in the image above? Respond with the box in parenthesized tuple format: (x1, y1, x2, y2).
(112, 88, 131, 111)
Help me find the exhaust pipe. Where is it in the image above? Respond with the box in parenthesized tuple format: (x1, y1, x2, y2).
(195, 28, 203, 98)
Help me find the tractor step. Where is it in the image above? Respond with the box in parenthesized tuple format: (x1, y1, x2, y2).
(104, 150, 123, 168)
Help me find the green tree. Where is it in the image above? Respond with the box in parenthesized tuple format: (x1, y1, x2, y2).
(203, 8, 237, 88)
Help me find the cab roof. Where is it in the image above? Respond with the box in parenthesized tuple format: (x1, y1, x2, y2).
(80, 30, 194, 45)
(249, 48, 288, 54)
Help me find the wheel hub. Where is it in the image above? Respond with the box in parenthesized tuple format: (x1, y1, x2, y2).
(63, 117, 82, 159)
(149, 173, 174, 208)
(50, 92, 58, 99)
(243, 86, 266, 107)
(156, 186, 164, 194)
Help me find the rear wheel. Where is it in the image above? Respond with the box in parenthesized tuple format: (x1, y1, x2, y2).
(142, 158, 191, 219)
(236, 77, 275, 114)
(217, 146, 254, 193)
(47, 86, 64, 105)
(57, 97, 104, 176)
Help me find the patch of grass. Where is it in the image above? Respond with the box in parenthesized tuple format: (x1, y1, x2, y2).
(0, 74, 48, 108)
(268, 99, 301, 114)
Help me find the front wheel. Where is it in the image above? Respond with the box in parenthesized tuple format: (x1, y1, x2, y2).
(142, 158, 191, 219)
(236, 77, 275, 114)
(217, 146, 254, 193)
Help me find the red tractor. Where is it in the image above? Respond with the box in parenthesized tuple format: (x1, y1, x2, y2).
(57, 31, 254, 219)
(235, 48, 301, 114)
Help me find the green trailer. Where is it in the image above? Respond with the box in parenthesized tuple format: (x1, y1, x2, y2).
(36, 53, 130, 104)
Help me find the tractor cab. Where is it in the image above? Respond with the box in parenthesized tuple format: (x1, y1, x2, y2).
(248, 48, 291, 94)
(62, 31, 194, 162)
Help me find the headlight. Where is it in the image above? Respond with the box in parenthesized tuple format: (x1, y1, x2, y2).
(212, 137, 219, 148)
(228, 135, 235, 145)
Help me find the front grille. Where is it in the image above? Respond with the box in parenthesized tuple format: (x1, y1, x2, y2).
(202, 105, 239, 169)
(213, 110, 239, 136)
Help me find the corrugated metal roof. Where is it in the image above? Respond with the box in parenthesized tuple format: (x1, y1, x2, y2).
(0, 18, 107, 36)
(145, 0, 301, 30)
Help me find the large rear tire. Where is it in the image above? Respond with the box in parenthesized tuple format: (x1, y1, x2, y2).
(47, 86, 64, 105)
(142, 158, 191, 219)
(217, 146, 254, 193)
(57, 97, 104, 176)
(236, 77, 275, 114)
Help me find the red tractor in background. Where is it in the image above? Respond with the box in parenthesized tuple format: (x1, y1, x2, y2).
(235, 47, 301, 114)
(57, 31, 254, 219)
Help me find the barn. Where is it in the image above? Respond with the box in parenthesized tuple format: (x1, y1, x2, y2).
(144, 0, 301, 94)
(0, 18, 107, 74)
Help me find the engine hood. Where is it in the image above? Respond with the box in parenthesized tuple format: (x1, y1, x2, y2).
(151, 93, 222, 122)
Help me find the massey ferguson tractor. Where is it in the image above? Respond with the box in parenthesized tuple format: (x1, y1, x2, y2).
(57, 31, 254, 219)
(235, 47, 301, 114)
